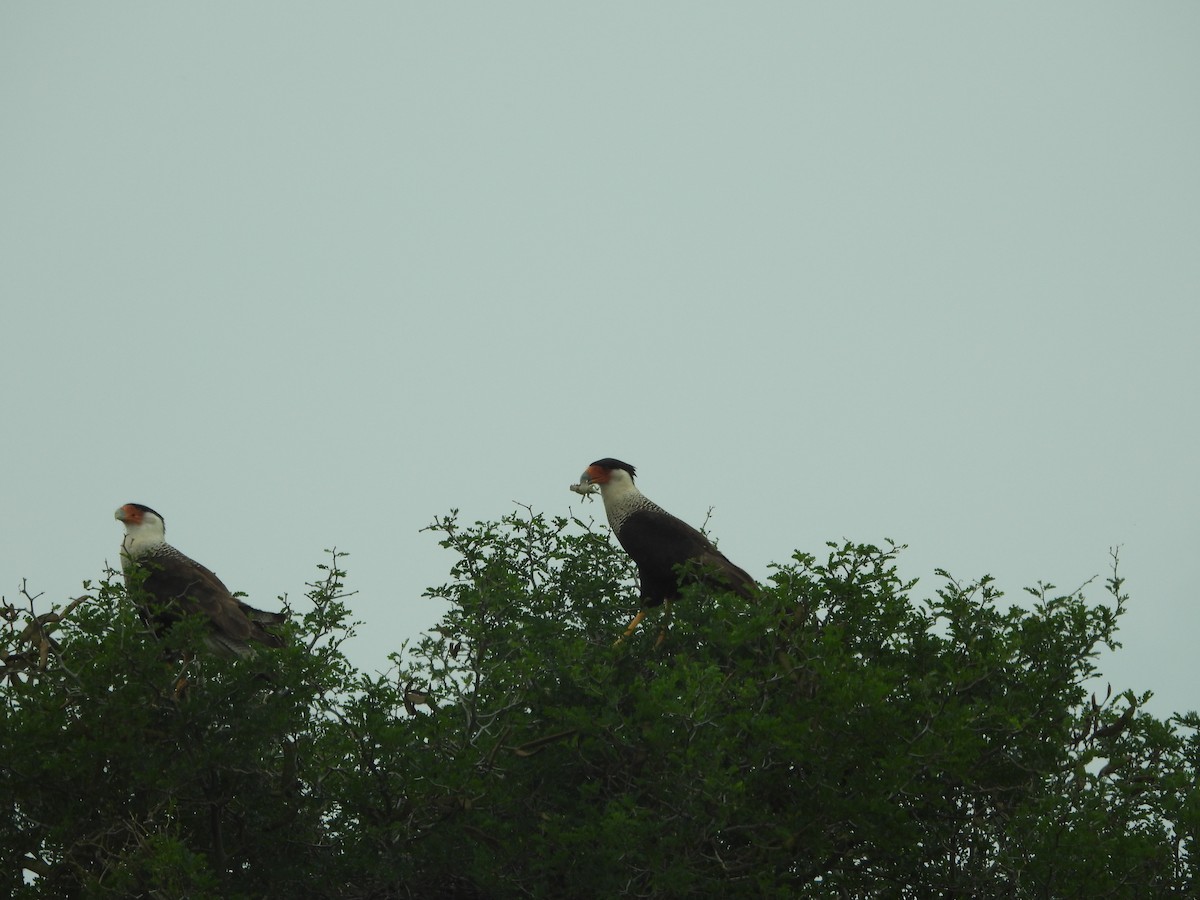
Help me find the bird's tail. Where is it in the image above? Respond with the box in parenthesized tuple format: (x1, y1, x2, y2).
(235, 601, 288, 649)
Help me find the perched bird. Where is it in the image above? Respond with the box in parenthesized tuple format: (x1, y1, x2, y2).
(114, 503, 286, 658)
(576, 458, 755, 640)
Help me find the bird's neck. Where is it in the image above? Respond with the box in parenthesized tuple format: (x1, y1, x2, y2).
(599, 479, 659, 533)
(121, 526, 167, 564)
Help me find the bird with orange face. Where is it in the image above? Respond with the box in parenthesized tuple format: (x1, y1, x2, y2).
(115, 503, 287, 658)
(575, 458, 755, 641)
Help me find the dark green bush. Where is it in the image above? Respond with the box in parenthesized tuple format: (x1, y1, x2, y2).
(2, 510, 1194, 898)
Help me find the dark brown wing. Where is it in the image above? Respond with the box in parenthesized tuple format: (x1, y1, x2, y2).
(227, 599, 287, 650)
(130, 546, 285, 657)
(691, 545, 757, 599)
(617, 509, 756, 606)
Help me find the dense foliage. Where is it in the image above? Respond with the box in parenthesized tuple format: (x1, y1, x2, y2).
(2, 509, 1197, 898)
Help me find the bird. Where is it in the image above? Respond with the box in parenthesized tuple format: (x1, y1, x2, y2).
(114, 503, 287, 658)
(576, 458, 755, 641)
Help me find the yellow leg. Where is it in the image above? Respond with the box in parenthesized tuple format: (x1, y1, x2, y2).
(615, 609, 647, 645)
(654, 600, 673, 648)
(172, 652, 194, 699)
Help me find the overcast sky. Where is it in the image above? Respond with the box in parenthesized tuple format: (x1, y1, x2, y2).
(2, 5, 1196, 716)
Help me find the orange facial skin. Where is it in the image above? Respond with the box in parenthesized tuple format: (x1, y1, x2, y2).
(115, 504, 149, 524)
(582, 464, 612, 485)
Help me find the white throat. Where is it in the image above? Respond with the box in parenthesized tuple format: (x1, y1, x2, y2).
(597, 470, 657, 532)
(120, 519, 167, 564)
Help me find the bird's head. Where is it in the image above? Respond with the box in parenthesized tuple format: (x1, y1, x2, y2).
(579, 458, 639, 496)
(115, 503, 167, 558)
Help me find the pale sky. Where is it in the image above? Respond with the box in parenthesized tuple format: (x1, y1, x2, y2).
(2, 5, 1197, 716)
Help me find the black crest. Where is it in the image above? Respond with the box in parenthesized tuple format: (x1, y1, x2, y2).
(590, 458, 636, 479)
(129, 503, 165, 526)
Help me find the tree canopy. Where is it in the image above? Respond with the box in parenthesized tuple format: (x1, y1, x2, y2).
(2, 509, 1197, 898)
